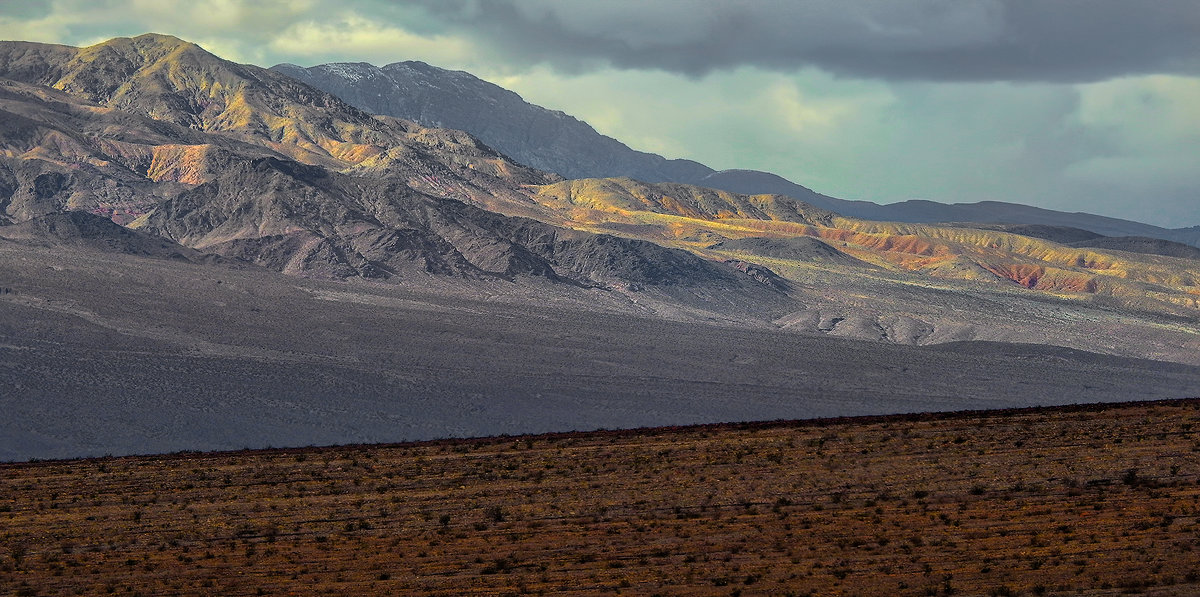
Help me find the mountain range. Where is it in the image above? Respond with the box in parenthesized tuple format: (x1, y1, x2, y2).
(1, 34, 1198, 459)
(274, 60, 1200, 246)
(0, 35, 776, 292)
(1, 34, 1197, 352)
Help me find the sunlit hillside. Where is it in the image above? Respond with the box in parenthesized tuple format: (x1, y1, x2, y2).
(531, 178, 1200, 315)
(0, 34, 557, 217)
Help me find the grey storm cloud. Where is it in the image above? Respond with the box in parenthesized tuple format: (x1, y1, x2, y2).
(411, 0, 1200, 81)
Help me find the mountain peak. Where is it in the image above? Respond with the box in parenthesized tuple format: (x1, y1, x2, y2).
(80, 32, 206, 64)
(0, 36, 388, 166)
(0, 34, 237, 111)
(312, 61, 384, 82)
(81, 32, 190, 49)
(702, 169, 809, 188)
(383, 60, 456, 77)
(120, 32, 191, 47)
(275, 59, 716, 183)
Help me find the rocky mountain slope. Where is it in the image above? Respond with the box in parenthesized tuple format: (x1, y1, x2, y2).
(0, 210, 219, 263)
(524, 177, 1200, 362)
(531, 177, 1200, 305)
(272, 61, 711, 183)
(276, 60, 1198, 245)
(0, 35, 778, 294)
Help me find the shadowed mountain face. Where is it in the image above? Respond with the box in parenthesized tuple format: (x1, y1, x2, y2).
(276, 61, 1198, 245)
(692, 169, 881, 222)
(0, 210, 222, 264)
(707, 236, 874, 268)
(135, 156, 749, 287)
(964, 224, 1105, 245)
(1073, 236, 1200, 261)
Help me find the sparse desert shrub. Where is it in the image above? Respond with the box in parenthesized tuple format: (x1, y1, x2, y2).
(481, 557, 512, 574)
(487, 506, 506, 523)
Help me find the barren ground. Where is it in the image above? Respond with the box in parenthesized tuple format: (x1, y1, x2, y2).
(3, 244, 1200, 461)
(3, 400, 1200, 596)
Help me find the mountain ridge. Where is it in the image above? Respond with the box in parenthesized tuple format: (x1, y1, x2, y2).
(527, 176, 1200, 326)
(275, 60, 1199, 244)
(271, 60, 713, 184)
(1, 34, 1197, 366)
(0, 35, 780, 295)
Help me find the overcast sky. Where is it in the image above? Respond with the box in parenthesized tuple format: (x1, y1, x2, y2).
(2, 0, 1197, 227)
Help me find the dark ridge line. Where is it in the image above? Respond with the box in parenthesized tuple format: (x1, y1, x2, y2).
(5, 397, 1199, 468)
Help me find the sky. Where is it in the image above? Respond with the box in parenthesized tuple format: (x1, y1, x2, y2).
(1, 0, 1198, 227)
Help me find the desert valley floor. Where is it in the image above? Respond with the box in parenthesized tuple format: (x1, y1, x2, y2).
(3, 242, 1200, 461)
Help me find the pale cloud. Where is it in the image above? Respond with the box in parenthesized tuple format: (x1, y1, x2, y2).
(269, 12, 474, 67)
(1067, 77, 1200, 188)
(0, 0, 472, 68)
(485, 66, 896, 193)
(1051, 75, 1200, 225)
(0, 0, 321, 62)
(764, 83, 855, 136)
(1065, 155, 1200, 188)
(0, 16, 68, 43)
(0, 2, 78, 42)
(1076, 75, 1200, 152)
(124, 0, 318, 36)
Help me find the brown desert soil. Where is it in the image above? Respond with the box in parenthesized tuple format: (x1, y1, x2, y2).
(4, 400, 1200, 596)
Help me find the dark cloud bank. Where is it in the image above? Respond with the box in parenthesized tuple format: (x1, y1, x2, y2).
(416, 0, 1200, 81)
